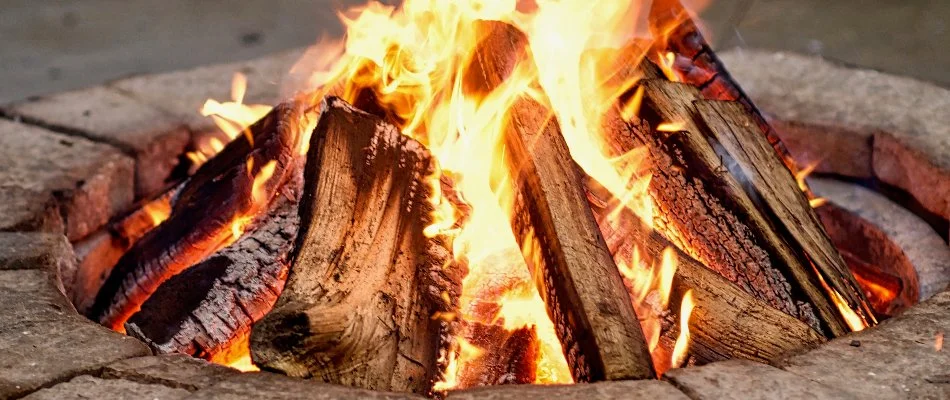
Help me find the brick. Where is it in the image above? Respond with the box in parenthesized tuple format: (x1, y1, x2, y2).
(719, 49, 950, 218)
(664, 360, 852, 400)
(776, 290, 950, 399)
(111, 48, 303, 133)
(0, 119, 134, 241)
(6, 86, 190, 198)
(21, 375, 188, 400)
(446, 380, 689, 400)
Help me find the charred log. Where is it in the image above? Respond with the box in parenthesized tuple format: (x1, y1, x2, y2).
(87, 101, 308, 331)
(125, 175, 301, 362)
(250, 97, 460, 394)
(455, 323, 538, 387)
(469, 21, 656, 381)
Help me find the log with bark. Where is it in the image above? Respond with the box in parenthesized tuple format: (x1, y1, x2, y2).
(125, 172, 302, 362)
(594, 52, 874, 337)
(87, 101, 309, 331)
(467, 21, 656, 381)
(455, 322, 539, 387)
(250, 97, 461, 394)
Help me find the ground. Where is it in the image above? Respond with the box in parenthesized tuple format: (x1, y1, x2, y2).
(0, 0, 947, 104)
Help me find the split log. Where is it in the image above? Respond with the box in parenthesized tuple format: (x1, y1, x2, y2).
(87, 101, 308, 331)
(250, 97, 460, 394)
(647, 0, 797, 172)
(124, 174, 301, 362)
(468, 21, 655, 381)
(589, 184, 825, 364)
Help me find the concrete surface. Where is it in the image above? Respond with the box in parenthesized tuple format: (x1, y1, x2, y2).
(0, 0, 947, 104)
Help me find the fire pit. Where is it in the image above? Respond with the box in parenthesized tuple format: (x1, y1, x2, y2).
(0, 1, 948, 399)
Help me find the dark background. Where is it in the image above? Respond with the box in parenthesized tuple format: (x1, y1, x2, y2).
(1, 0, 946, 104)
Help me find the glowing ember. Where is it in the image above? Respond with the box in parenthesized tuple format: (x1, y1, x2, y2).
(141, 201, 171, 228)
(936, 332, 944, 352)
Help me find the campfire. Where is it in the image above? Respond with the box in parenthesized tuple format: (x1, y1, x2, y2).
(70, 0, 906, 396)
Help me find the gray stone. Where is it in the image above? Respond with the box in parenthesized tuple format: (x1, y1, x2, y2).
(811, 178, 950, 301)
(664, 360, 853, 400)
(6, 86, 191, 198)
(0, 119, 134, 241)
(190, 372, 423, 400)
(0, 267, 149, 398)
(0, 232, 77, 300)
(101, 354, 240, 391)
(719, 49, 950, 219)
(111, 48, 304, 133)
(446, 380, 689, 400)
(776, 290, 950, 400)
(20, 375, 188, 400)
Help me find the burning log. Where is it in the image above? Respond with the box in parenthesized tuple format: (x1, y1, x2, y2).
(124, 176, 301, 363)
(250, 97, 459, 394)
(87, 101, 307, 331)
(455, 323, 538, 387)
(468, 21, 656, 381)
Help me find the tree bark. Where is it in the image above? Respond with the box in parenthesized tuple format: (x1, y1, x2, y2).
(250, 97, 460, 395)
(468, 21, 656, 381)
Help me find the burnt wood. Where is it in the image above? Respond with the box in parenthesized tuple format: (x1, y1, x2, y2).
(250, 97, 459, 394)
(87, 101, 307, 331)
(124, 174, 301, 363)
(469, 21, 656, 381)
(456, 323, 538, 387)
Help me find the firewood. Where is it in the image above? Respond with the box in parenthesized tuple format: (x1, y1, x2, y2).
(647, 0, 796, 172)
(468, 21, 656, 381)
(456, 323, 538, 387)
(589, 189, 825, 364)
(124, 175, 301, 362)
(87, 101, 308, 331)
(250, 97, 459, 394)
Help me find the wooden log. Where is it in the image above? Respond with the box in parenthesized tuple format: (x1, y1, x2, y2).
(250, 97, 459, 394)
(647, 0, 797, 173)
(692, 100, 876, 331)
(124, 174, 301, 363)
(456, 323, 538, 387)
(589, 185, 825, 364)
(468, 21, 655, 381)
(87, 101, 307, 331)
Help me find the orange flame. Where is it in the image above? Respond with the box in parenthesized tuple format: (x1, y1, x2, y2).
(670, 289, 694, 370)
(794, 162, 828, 208)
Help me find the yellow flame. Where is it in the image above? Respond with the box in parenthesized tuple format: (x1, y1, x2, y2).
(670, 289, 694, 370)
(658, 51, 679, 82)
(141, 201, 171, 227)
(226, 353, 260, 372)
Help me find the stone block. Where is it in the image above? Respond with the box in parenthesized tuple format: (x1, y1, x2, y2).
(0, 119, 134, 241)
(777, 290, 950, 399)
(446, 380, 689, 400)
(6, 86, 190, 198)
(101, 354, 239, 391)
(190, 372, 423, 400)
(664, 359, 852, 400)
(20, 375, 188, 400)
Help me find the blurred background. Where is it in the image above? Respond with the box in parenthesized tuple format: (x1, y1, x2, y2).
(1, 0, 947, 104)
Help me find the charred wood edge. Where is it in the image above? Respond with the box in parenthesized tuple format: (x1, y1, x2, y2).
(250, 97, 460, 394)
(87, 101, 308, 331)
(587, 187, 825, 364)
(470, 20, 655, 381)
(693, 100, 876, 329)
(124, 168, 303, 361)
(647, 0, 798, 175)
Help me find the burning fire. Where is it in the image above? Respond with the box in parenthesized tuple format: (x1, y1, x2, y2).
(190, 0, 858, 384)
(794, 162, 828, 208)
